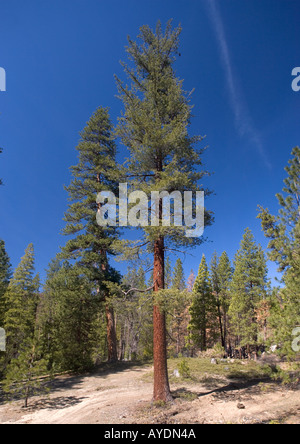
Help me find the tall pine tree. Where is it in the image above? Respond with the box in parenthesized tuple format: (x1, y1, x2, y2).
(62, 107, 120, 362)
(116, 21, 213, 402)
(258, 147, 300, 358)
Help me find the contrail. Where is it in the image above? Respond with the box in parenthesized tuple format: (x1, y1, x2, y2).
(205, 0, 271, 169)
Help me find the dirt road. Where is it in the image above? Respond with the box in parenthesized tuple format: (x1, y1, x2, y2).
(0, 364, 153, 424)
(0, 363, 299, 424)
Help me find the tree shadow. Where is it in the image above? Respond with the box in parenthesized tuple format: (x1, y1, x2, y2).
(88, 360, 152, 379)
(26, 395, 88, 412)
(48, 374, 86, 393)
(46, 361, 148, 393)
(172, 377, 282, 402)
(197, 377, 280, 399)
(172, 387, 198, 401)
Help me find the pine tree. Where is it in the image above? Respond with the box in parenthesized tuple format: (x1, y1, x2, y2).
(38, 256, 61, 371)
(210, 251, 232, 352)
(116, 21, 213, 402)
(0, 239, 11, 327)
(0, 240, 11, 372)
(2, 244, 48, 407)
(3, 339, 49, 408)
(188, 255, 216, 351)
(171, 258, 185, 291)
(229, 229, 269, 358)
(210, 252, 222, 345)
(258, 147, 300, 357)
(164, 257, 172, 290)
(167, 258, 189, 356)
(41, 261, 100, 372)
(4, 244, 39, 362)
(61, 107, 120, 363)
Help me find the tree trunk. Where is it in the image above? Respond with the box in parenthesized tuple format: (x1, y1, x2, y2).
(24, 385, 29, 408)
(105, 304, 118, 363)
(100, 249, 118, 363)
(217, 302, 225, 349)
(153, 235, 172, 403)
(224, 313, 228, 356)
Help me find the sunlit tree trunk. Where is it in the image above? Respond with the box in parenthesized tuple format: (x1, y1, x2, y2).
(153, 235, 172, 402)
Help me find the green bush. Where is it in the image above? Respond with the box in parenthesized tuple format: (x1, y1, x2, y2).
(178, 359, 191, 379)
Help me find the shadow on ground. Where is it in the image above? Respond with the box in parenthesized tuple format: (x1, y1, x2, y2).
(25, 395, 88, 412)
(171, 377, 282, 403)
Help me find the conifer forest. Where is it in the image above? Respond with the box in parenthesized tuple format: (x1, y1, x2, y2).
(0, 2, 299, 425)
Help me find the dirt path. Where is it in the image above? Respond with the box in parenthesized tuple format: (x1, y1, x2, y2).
(0, 364, 154, 424)
(0, 363, 299, 424)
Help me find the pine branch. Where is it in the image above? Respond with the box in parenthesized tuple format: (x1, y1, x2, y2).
(121, 281, 156, 298)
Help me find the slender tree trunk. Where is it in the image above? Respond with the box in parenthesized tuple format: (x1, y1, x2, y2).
(217, 303, 225, 349)
(224, 313, 228, 356)
(176, 321, 180, 356)
(153, 235, 172, 403)
(24, 387, 29, 408)
(101, 250, 118, 363)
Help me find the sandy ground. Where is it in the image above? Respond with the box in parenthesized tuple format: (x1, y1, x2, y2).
(0, 363, 299, 424)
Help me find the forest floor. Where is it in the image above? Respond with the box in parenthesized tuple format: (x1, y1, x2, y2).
(0, 357, 299, 424)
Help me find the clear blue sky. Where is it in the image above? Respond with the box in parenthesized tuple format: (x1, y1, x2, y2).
(0, 0, 299, 284)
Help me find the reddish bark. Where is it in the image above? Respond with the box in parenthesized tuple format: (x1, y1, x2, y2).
(153, 235, 172, 402)
(105, 304, 118, 363)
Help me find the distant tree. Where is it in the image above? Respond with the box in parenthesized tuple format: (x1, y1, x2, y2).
(116, 20, 213, 402)
(41, 261, 100, 372)
(38, 257, 61, 371)
(258, 147, 300, 358)
(217, 252, 233, 352)
(164, 257, 172, 290)
(229, 229, 269, 358)
(0, 239, 11, 328)
(61, 107, 121, 362)
(171, 258, 185, 291)
(2, 244, 48, 407)
(186, 269, 195, 293)
(210, 251, 232, 352)
(167, 258, 189, 356)
(188, 255, 216, 351)
(4, 244, 39, 362)
(210, 252, 222, 344)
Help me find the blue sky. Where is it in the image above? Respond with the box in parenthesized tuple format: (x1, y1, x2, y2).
(0, 0, 299, 284)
